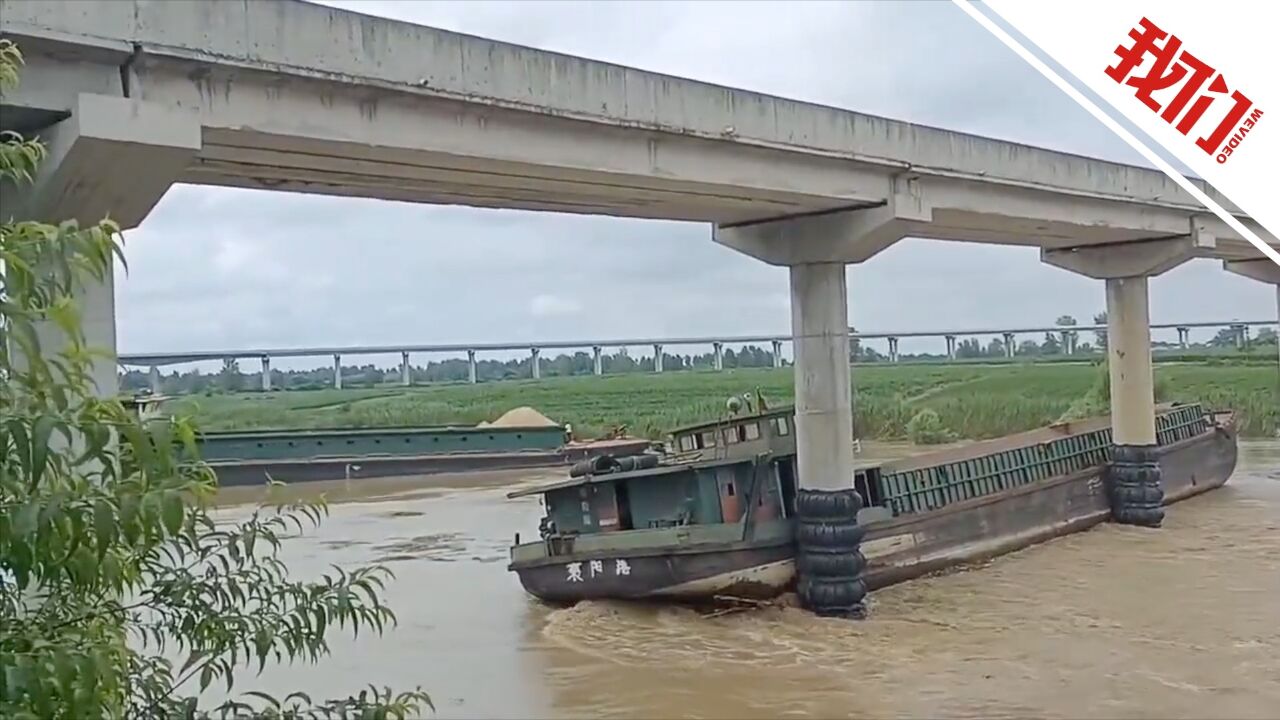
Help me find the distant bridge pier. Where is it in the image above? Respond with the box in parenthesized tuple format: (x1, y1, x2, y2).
(261, 356, 272, 391)
(149, 365, 162, 395)
(530, 348, 541, 380)
(887, 336, 899, 363)
(1044, 235, 1209, 528)
(945, 335, 957, 361)
(400, 351, 411, 386)
(592, 346, 603, 376)
(771, 339, 783, 368)
(712, 342, 724, 371)
(653, 344, 664, 373)
(1060, 329, 1075, 355)
(467, 350, 478, 384)
(1222, 259, 1280, 376)
(332, 354, 343, 390)
(1177, 326, 1190, 349)
(1231, 323, 1247, 350)
(1003, 332, 1016, 358)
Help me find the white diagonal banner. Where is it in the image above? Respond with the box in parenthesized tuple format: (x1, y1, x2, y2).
(954, 0, 1280, 267)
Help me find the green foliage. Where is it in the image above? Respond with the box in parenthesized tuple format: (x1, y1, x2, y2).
(0, 43, 430, 719)
(905, 408, 957, 445)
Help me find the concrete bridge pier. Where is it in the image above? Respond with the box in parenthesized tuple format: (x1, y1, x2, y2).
(400, 351, 412, 387)
(467, 350, 478, 384)
(771, 340, 784, 368)
(1060, 330, 1075, 355)
(149, 366, 162, 395)
(261, 356, 272, 391)
(1044, 235, 1212, 528)
(592, 346, 603, 376)
(887, 337, 899, 363)
(715, 199, 915, 617)
(1231, 323, 1248, 350)
(1003, 332, 1016, 358)
(1177, 326, 1190, 349)
(653, 344, 664, 373)
(332, 354, 343, 390)
(712, 342, 724, 371)
(945, 335, 957, 361)
(530, 348, 541, 380)
(1223, 259, 1280, 375)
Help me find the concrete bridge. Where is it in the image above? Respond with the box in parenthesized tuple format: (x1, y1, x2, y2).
(118, 318, 1275, 392)
(3, 0, 1278, 550)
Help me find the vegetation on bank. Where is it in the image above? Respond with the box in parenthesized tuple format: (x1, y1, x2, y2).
(0, 43, 428, 720)
(169, 361, 1279, 441)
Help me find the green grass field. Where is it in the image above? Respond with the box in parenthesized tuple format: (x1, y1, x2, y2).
(169, 360, 1279, 441)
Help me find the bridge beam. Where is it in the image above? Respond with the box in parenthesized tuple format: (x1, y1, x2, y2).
(261, 356, 272, 391)
(1044, 237, 1209, 528)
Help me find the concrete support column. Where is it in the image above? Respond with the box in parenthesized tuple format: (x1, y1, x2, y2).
(592, 346, 603, 376)
(261, 356, 272, 392)
(400, 351, 411, 387)
(653, 344, 664, 373)
(467, 350, 477, 384)
(1232, 323, 1247, 350)
(149, 366, 162, 395)
(887, 337, 899, 363)
(332, 354, 343, 390)
(1003, 332, 1016, 358)
(1060, 330, 1073, 355)
(771, 339, 784, 368)
(945, 335, 956, 361)
(712, 342, 724, 371)
(789, 263, 855, 492)
(1104, 276, 1164, 527)
(530, 348, 541, 380)
(1177, 327, 1189, 349)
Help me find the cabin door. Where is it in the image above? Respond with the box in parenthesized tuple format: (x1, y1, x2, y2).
(777, 459, 797, 518)
(716, 467, 743, 523)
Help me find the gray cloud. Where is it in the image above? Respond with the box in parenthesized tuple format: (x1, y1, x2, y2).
(116, 1, 1274, 362)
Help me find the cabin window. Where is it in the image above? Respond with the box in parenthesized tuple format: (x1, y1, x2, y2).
(743, 422, 760, 441)
(724, 428, 739, 445)
(700, 431, 717, 448)
(773, 417, 791, 436)
(679, 435, 696, 452)
(726, 481, 735, 496)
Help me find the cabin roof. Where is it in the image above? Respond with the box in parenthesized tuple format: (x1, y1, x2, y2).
(506, 454, 754, 499)
(667, 406, 794, 436)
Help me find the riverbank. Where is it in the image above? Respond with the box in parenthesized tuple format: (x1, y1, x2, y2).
(168, 361, 1278, 441)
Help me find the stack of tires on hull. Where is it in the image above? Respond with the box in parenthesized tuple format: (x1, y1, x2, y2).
(1108, 444, 1165, 527)
(795, 488, 868, 617)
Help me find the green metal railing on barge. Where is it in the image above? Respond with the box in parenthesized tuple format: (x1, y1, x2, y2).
(196, 424, 568, 463)
(878, 404, 1211, 517)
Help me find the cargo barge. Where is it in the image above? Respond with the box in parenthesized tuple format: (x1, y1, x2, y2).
(506, 399, 1237, 607)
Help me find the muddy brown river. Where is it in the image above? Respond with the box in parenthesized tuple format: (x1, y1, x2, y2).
(216, 440, 1280, 719)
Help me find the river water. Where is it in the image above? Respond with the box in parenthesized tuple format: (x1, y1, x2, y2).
(216, 440, 1280, 719)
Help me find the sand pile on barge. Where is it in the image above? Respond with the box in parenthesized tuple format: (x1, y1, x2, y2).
(489, 406, 559, 428)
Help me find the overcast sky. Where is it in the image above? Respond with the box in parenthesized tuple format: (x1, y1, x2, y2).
(117, 0, 1274, 365)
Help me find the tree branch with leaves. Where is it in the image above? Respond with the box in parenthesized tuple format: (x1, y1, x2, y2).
(0, 40, 430, 720)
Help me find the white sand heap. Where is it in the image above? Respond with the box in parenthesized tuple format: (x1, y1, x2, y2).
(488, 406, 559, 428)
